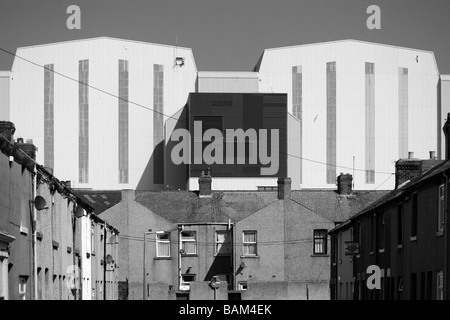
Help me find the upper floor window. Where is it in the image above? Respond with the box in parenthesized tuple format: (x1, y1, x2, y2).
(215, 231, 231, 255)
(313, 229, 328, 255)
(181, 231, 196, 255)
(242, 231, 257, 256)
(397, 205, 403, 245)
(156, 233, 170, 257)
(437, 271, 444, 300)
(438, 184, 445, 232)
(411, 193, 418, 238)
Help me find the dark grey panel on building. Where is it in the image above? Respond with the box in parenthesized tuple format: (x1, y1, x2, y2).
(188, 93, 287, 178)
(118, 60, 129, 184)
(326, 62, 336, 184)
(292, 65, 302, 184)
(79, 60, 89, 183)
(365, 62, 375, 184)
(153, 64, 164, 184)
(44, 64, 54, 170)
(399, 67, 408, 159)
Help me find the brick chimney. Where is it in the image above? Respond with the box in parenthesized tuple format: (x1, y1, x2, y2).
(198, 168, 212, 198)
(277, 177, 291, 200)
(395, 150, 444, 188)
(337, 173, 352, 195)
(14, 138, 37, 172)
(0, 121, 16, 155)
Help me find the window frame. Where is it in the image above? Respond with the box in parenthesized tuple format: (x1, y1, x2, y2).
(180, 231, 197, 255)
(313, 229, 328, 255)
(156, 232, 171, 258)
(238, 281, 248, 291)
(242, 231, 257, 256)
(437, 270, 444, 300)
(438, 184, 445, 233)
(215, 230, 231, 255)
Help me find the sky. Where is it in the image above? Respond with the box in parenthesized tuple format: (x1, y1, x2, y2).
(0, 0, 450, 73)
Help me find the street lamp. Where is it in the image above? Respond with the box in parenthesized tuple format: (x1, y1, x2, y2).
(143, 229, 165, 300)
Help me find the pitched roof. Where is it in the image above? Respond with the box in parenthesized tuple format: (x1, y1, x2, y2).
(290, 190, 390, 223)
(135, 190, 278, 224)
(134, 188, 387, 224)
(73, 190, 122, 214)
(330, 160, 450, 233)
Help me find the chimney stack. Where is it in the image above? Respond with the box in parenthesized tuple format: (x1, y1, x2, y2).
(14, 138, 37, 172)
(430, 151, 436, 160)
(198, 168, 212, 198)
(444, 112, 450, 160)
(0, 121, 16, 156)
(337, 173, 353, 195)
(277, 177, 292, 200)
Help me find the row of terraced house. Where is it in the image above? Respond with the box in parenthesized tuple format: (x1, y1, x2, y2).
(0, 121, 119, 300)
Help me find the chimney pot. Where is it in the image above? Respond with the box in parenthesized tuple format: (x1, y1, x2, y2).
(198, 169, 212, 198)
(337, 173, 353, 195)
(408, 151, 414, 159)
(430, 151, 436, 160)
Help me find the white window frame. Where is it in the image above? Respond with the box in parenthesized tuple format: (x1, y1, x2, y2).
(156, 233, 170, 258)
(215, 230, 231, 255)
(180, 274, 195, 291)
(181, 231, 197, 255)
(242, 231, 257, 256)
(238, 281, 248, 291)
(313, 229, 328, 255)
(438, 184, 445, 232)
(437, 271, 444, 300)
(0, 254, 8, 300)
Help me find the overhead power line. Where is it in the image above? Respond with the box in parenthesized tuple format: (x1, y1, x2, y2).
(0, 47, 395, 175)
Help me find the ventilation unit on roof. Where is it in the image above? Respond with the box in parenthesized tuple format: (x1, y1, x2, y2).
(174, 57, 185, 67)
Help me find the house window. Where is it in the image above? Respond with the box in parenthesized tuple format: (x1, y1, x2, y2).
(411, 193, 418, 238)
(156, 233, 170, 257)
(19, 276, 28, 300)
(181, 231, 196, 255)
(238, 281, 248, 291)
(180, 274, 195, 290)
(91, 223, 96, 255)
(0, 255, 8, 300)
(313, 229, 328, 255)
(215, 231, 231, 255)
(437, 271, 444, 300)
(378, 212, 385, 250)
(397, 205, 403, 245)
(243, 231, 257, 256)
(438, 184, 445, 232)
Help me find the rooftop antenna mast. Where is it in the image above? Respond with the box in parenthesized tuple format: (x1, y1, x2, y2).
(352, 156, 355, 190)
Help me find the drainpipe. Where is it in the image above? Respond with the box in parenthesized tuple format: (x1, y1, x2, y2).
(178, 225, 182, 290)
(32, 168, 38, 300)
(103, 223, 107, 300)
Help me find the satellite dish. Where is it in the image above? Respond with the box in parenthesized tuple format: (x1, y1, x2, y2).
(105, 254, 114, 264)
(109, 235, 117, 244)
(33, 196, 47, 211)
(74, 205, 86, 218)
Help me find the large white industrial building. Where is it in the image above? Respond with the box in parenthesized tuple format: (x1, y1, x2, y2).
(1, 37, 449, 191)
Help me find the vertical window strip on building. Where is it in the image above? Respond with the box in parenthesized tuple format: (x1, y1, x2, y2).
(79, 60, 89, 183)
(118, 60, 129, 184)
(292, 65, 302, 184)
(326, 62, 337, 184)
(365, 62, 375, 184)
(398, 67, 408, 159)
(44, 64, 54, 170)
(153, 64, 164, 184)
